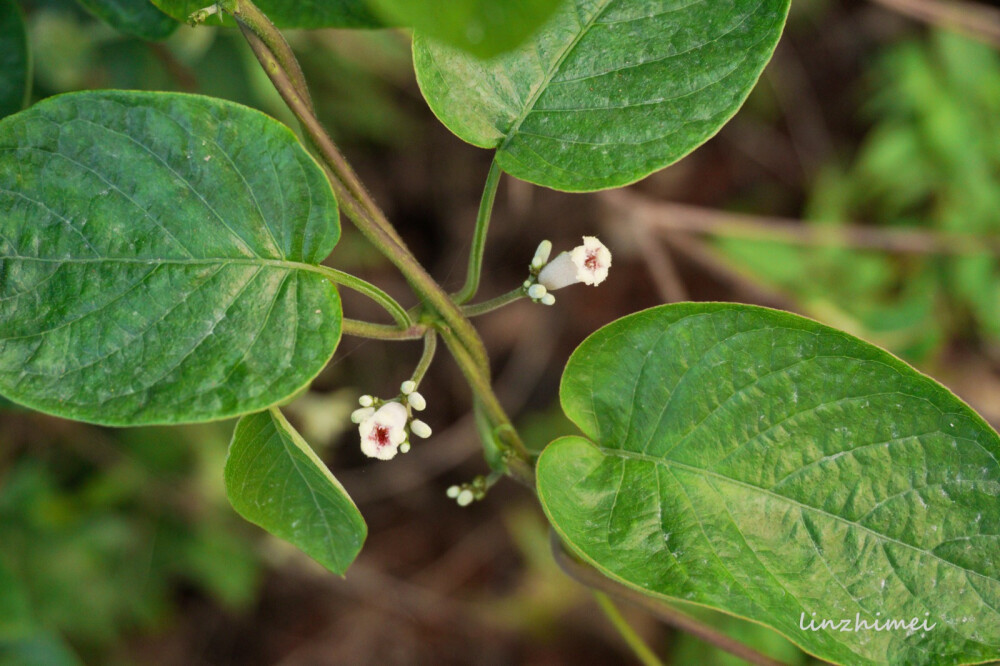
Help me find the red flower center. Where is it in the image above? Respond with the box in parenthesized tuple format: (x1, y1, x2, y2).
(584, 251, 600, 271)
(372, 424, 391, 447)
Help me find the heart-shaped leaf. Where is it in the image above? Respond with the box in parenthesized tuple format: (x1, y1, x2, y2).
(538, 303, 1000, 666)
(0, 0, 30, 120)
(368, 0, 563, 59)
(151, 0, 383, 29)
(75, 0, 178, 41)
(0, 91, 342, 426)
(226, 409, 366, 575)
(414, 0, 790, 191)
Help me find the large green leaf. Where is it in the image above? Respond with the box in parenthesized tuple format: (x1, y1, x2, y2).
(226, 409, 366, 575)
(414, 0, 789, 191)
(75, 0, 178, 41)
(0, 91, 342, 426)
(0, 0, 30, 120)
(367, 0, 563, 59)
(150, 0, 382, 29)
(538, 303, 1000, 666)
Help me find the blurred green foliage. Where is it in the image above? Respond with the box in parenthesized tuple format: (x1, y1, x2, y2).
(719, 30, 1000, 362)
(0, 422, 260, 663)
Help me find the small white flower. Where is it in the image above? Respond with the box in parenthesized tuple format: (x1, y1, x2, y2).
(410, 419, 432, 439)
(359, 401, 408, 460)
(537, 236, 611, 290)
(400, 380, 416, 395)
(406, 391, 426, 411)
(358, 394, 374, 407)
(350, 406, 375, 424)
(531, 240, 552, 270)
(456, 489, 474, 507)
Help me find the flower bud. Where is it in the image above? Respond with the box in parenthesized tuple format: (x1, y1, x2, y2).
(531, 240, 553, 270)
(400, 380, 416, 395)
(410, 419, 432, 439)
(527, 284, 547, 300)
(359, 394, 374, 407)
(406, 391, 426, 411)
(447, 485, 460, 498)
(541, 293, 555, 306)
(351, 406, 375, 424)
(457, 489, 474, 506)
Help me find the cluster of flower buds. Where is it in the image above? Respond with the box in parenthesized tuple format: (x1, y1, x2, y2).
(351, 381, 431, 461)
(446, 475, 490, 507)
(523, 236, 612, 306)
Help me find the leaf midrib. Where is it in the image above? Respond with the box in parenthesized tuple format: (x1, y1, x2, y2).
(596, 444, 1000, 588)
(0, 254, 328, 277)
(496, 0, 616, 153)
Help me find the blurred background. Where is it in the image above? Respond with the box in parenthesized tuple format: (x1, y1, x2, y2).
(2, 0, 999, 663)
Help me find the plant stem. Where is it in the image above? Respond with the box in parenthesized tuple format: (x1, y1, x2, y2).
(592, 592, 665, 666)
(233, 16, 490, 377)
(455, 159, 502, 304)
(550, 531, 788, 666)
(220, 0, 315, 113)
(316, 265, 411, 328)
(411, 331, 438, 386)
(342, 319, 426, 340)
(462, 287, 527, 318)
(438, 327, 534, 485)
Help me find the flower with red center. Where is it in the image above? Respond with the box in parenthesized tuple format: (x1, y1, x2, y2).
(359, 401, 408, 461)
(537, 236, 611, 291)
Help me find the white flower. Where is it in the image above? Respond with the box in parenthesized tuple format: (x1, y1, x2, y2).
(410, 419, 432, 438)
(537, 236, 611, 290)
(359, 401, 408, 460)
(406, 391, 426, 411)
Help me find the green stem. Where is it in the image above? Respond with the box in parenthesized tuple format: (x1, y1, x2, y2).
(315, 265, 411, 328)
(411, 331, 438, 386)
(593, 592, 665, 666)
(462, 287, 526, 318)
(455, 159, 502, 304)
(438, 327, 534, 486)
(342, 319, 426, 340)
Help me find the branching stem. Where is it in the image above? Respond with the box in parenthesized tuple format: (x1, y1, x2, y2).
(462, 287, 527, 318)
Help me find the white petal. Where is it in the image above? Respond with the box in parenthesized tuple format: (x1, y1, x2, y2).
(374, 401, 408, 428)
(537, 252, 579, 291)
(570, 236, 611, 286)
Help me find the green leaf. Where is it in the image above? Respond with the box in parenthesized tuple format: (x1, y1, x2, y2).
(538, 303, 1000, 666)
(0, 0, 30, 119)
(367, 0, 562, 59)
(74, 0, 178, 41)
(150, 0, 382, 29)
(0, 91, 342, 426)
(414, 0, 789, 192)
(225, 409, 366, 575)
